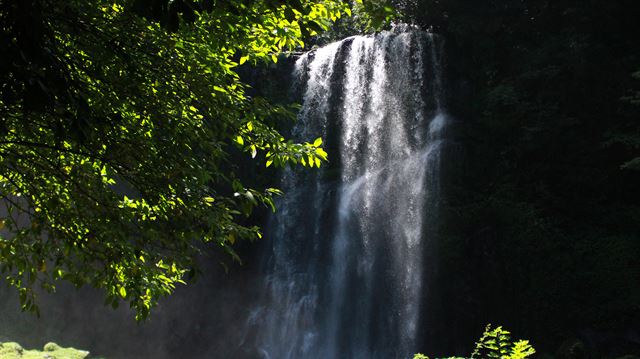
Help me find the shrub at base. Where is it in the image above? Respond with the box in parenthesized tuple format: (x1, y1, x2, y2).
(0, 342, 89, 359)
(413, 324, 536, 359)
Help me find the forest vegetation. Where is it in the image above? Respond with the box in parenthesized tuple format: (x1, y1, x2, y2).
(391, 0, 640, 356)
(0, 0, 357, 318)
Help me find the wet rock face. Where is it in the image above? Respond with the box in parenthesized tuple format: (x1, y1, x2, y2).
(0, 341, 89, 359)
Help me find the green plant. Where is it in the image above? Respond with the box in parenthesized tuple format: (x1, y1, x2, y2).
(0, 0, 352, 319)
(414, 324, 535, 359)
(471, 324, 535, 359)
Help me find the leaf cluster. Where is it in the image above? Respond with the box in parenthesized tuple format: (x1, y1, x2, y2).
(471, 325, 535, 359)
(412, 324, 535, 359)
(0, 0, 351, 319)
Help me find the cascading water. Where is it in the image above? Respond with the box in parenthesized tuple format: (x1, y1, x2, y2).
(248, 27, 449, 359)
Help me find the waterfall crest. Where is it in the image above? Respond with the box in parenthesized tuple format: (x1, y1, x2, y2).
(249, 28, 449, 359)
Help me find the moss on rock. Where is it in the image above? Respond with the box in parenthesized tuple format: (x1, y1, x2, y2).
(0, 341, 89, 359)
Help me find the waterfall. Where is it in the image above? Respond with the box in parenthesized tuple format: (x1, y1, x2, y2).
(248, 27, 449, 359)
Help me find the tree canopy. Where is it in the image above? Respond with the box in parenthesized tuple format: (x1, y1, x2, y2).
(0, 0, 354, 319)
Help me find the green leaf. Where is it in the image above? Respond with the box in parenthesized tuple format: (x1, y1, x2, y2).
(0, 0, 350, 321)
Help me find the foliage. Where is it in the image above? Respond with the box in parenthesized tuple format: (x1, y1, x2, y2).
(471, 325, 535, 359)
(396, 0, 640, 355)
(351, 0, 398, 31)
(0, 341, 89, 359)
(312, 0, 398, 44)
(412, 325, 535, 359)
(0, 0, 352, 319)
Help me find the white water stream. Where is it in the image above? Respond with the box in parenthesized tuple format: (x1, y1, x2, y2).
(249, 28, 449, 359)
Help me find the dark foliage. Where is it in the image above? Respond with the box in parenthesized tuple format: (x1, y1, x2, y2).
(394, 0, 640, 357)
